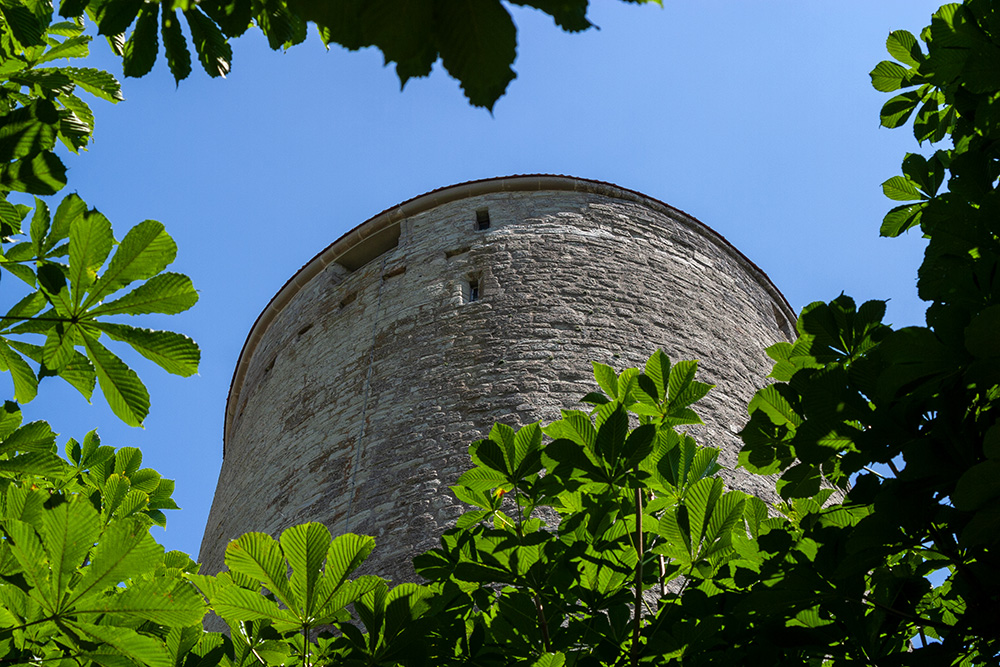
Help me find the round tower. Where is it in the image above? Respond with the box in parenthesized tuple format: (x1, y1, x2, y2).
(199, 175, 796, 582)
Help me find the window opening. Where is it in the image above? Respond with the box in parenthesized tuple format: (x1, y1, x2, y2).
(469, 281, 480, 302)
(475, 208, 490, 231)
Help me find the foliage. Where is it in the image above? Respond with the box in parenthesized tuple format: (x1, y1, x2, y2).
(0, 0, 997, 666)
(1, 0, 661, 112)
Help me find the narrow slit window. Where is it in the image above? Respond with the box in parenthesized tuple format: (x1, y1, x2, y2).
(475, 208, 490, 231)
(468, 281, 480, 302)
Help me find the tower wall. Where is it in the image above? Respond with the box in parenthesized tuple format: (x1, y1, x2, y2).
(199, 176, 796, 582)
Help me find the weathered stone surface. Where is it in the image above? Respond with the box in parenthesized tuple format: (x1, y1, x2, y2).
(199, 176, 796, 584)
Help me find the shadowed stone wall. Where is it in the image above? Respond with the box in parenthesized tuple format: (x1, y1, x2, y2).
(198, 176, 796, 583)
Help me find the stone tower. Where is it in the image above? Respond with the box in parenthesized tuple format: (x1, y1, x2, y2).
(199, 175, 795, 582)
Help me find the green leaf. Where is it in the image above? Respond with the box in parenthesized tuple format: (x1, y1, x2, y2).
(50, 193, 87, 253)
(122, 3, 159, 77)
(43, 321, 80, 370)
(775, 463, 822, 500)
(77, 576, 207, 626)
(85, 219, 176, 307)
(953, 460, 1000, 511)
(71, 518, 163, 606)
(185, 7, 232, 78)
(748, 384, 801, 428)
(880, 89, 922, 128)
(0, 451, 67, 478)
(91, 323, 199, 377)
(281, 522, 331, 618)
(0, 2, 46, 47)
(63, 67, 124, 102)
(0, 401, 22, 441)
(592, 361, 618, 399)
(209, 584, 297, 625)
(0, 151, 67, 195)
(4, 519, 55, 611)
(40, 499, 101, 604)
(313, 575, 382, 624)
(880, 202, 925, 237)
(0, 101, 59, 162)
(199, 0, 253, 38)
(161, 8, 192, 83)
(68, 210, 114, 308)
(67, 621, 171, 667)
(89, 272, 198, 316)
(224, 532, 297, 609)
(20, 339, 97, 399)
(321, 533, 375, 594)
(881, 175, 925, 201)
(29, 197, 51, 253)
(36, 34, 92, 65)
(512, 421, 542, 477)
(434, 0, 516, 110)
(870, 60, 913, 92)
(81, 331, 150, 427)
(965, 305, 1000, 359)
(0, 419, 56, 454)
(886, 30, 923, 67)
(93, 0, 144, 36)
(0, 339, 38, 403)
(38, 263, 73, 316)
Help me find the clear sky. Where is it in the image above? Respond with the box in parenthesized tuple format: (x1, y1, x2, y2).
(15, 1, 946, 560)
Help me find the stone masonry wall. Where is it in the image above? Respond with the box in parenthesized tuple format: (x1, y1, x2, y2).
(198, 182, 796, 584)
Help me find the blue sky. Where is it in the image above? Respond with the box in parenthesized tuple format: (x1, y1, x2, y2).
(16, 1, 945, 560)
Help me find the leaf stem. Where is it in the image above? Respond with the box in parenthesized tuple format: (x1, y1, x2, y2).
(631, 478, 643, 667)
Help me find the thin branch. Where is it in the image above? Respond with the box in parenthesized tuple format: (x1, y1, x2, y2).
(631, 482, 644, 667)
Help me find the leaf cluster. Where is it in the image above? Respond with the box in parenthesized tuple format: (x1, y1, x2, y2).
(0, 193, 199, 426)
(411, 351, 768, 666)
(46, 0, 660, 110)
